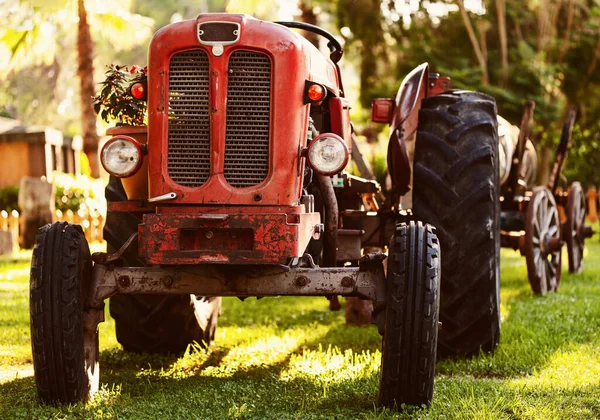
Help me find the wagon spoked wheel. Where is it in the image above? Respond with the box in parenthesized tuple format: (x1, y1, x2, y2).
(524, 187, 562, 295)
(565, 182, 586, 273)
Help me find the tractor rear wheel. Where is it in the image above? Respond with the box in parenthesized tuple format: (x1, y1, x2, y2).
(30, 222, 98, 405)
(105, 176, 221, 354)
(378, 221, 440, 408)
(412, 90, 501, 357)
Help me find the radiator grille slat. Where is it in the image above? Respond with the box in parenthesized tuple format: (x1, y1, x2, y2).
(224, 51, 271, 188)
(168, 50, 210, 187)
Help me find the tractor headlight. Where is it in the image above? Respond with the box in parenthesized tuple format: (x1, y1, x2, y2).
(306, 133, 349, 176)
(101, 136, 143, 178)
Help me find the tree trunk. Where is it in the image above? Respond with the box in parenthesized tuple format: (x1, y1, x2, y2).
(536, 0, 551, 53)
(495, 0, 508, 87)
(582, 34, 600, 87)
(77, 0, 100, 178)
(456, 0, 489, 85)
(557, 0, 575, 63)
(551, 0, 564, 30)
(477, 20, 489, 64)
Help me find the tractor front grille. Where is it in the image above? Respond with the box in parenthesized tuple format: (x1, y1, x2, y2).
(166, 49, 272, 189)
(224, 51, 271, 188)
(167, 50, 211, 187)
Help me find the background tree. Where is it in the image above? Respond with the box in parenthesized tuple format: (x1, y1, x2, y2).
(77, 0, 99, 176)
(325, 0, 600, 186)
(0, 0, 153, 176)
(1, 0, 600, 186)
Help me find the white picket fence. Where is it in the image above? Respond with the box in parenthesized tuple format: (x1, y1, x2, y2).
(1, 208, 105, 251)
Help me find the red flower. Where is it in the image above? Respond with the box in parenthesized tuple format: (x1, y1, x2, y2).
(130, 65, 137, 74)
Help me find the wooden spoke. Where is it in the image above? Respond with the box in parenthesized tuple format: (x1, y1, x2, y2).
(566, 182, 586, 273)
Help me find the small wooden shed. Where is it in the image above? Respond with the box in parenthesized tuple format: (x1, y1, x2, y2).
(0, 117, 82, 188)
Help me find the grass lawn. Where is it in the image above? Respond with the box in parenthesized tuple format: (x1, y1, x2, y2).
(0, 239, 599, 419)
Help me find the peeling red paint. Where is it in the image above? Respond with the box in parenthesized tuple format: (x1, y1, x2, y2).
(139, 211, 320, 265)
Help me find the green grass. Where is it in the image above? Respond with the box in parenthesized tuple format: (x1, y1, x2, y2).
(1, 239, 599, 419)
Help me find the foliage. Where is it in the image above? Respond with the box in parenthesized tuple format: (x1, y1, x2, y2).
(313, 0, 600, 185)
(0, 0, 154, 136)
(133, 0, 227, 29)
(52, 173, 106, 214)
(92, 64, 147, 126)
(226, 0, 279, 19)
(0, 186, 20, 213)
(1, 243, 600, 417)
(0, 175, 106, 215)
(563, 123, 600, 187)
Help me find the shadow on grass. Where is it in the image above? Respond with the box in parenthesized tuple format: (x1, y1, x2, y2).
(218, 296, 343, 330)
(1, 307, 598, 419)
(2, 361, 598, 419)
(437, 259, 600, 379)
(90, 328, 381, 417)
(2, 241, 599, 418)
(0, 319, 381, 418)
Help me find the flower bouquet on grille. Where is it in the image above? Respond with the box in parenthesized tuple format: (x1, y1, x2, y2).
(93, 64, 148, 126)
(94, 64, 149, 200)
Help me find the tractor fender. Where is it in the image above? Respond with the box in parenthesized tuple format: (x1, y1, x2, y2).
(387, 63, 429, 197)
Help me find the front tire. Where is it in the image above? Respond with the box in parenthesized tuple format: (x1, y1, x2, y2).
(378, 221, 440, 408)
(30, 222, 98, 405)
(412, 90, 501, 357)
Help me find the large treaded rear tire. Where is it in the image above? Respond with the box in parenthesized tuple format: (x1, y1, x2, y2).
(412, 91, 501, 357)
(378, 221, 440, 408)
(105, 177, 220, 354)
(30, 222, 98, 404)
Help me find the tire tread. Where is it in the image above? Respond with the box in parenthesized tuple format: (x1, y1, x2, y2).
(378, 221, 440, 407)
(413, 90, 501, 357)
(30, 222, 93, 404)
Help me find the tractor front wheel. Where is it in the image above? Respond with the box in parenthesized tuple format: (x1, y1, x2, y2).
(30, 222, 99, 405)
(378, 221, 440, 408)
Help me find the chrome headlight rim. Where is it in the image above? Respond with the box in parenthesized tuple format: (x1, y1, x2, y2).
(100, 135, 144, 178)
(306, 133, 349, 176)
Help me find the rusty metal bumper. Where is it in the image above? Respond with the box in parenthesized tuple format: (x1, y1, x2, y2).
(138, 211, 321, 265)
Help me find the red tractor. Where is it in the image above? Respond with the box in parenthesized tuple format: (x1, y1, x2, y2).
(29, 14, 500, 408)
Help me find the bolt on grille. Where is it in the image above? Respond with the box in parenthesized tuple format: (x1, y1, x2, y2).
(167, 50, 210, 187)
(224, 51, 271, 188)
